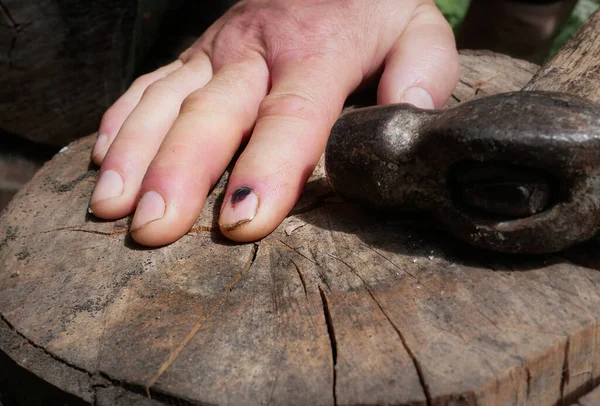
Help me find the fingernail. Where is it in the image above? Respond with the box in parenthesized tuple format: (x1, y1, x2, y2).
(219, 187, 259, 231)
(90, 170, 124, 205)
(401, 87, 435, 110)
(130, 191, 166, 231)
(92, 133, 108, 157)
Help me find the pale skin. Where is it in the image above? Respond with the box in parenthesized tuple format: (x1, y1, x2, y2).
(89, 0, 460, 246)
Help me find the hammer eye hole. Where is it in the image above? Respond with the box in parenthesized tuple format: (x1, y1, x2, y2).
(449, 161, 556, 219)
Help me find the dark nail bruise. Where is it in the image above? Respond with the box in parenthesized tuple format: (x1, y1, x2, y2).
(231, 187, 253, 207)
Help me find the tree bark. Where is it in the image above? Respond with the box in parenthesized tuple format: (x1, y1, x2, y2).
(0, 0, 177, 147)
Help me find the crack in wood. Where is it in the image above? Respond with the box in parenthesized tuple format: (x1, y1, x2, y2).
(318, 286, 337, 406)
(17, 226, 128, 240)
(473, 73, 501, 89)
(0, 313, 92, 377)
(458, 78, 474, 89)
(325, 253, 432, 405)
(290, 258, 308, 297)
(560, 337, 571, 404)
(1, 312, 193, 405)
(1, 283, 212, 405)
(17, 223, 214, 241)
(145, 242, 260, 397)
(366, 287, 432, 406)
(187, 225, 216, 234)
(278, 239, 316, 264)
(526, 366, 532, 399)
(0, 0, 21, 70)
(0, 0, 17, 28)
(278, 239, 332, 291)
(364, 284, 432, 405)
(97, 370, 196, 406)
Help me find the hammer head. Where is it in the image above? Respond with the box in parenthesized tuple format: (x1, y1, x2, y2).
(325, 91, 600, 254)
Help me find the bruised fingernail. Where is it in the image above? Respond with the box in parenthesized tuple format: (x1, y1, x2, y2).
(402, 87, 435, 110)
(92, 133, 109, 158)
(219, 187, 259, 231)
(130, 191, 166, 231)
(90, 170, 124, 205)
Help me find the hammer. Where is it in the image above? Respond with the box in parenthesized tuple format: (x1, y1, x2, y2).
(325, 10, 600, 254)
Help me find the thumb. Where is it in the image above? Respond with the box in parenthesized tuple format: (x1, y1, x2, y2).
(377, 2, 459, 109)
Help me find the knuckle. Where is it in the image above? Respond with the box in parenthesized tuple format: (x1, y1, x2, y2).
(426, 46, 460, 81)
(208, 3, 356, 70)
(179, 42, 211, 64)
(100, 105, 120, 128)
(259, 92, 323, 123)
(179, 90, 223, 116)
(131, 72, 157, 90)
(178, 47, 195, 63)
(142, 79, 179, 100)
(210, 9, 270, 66)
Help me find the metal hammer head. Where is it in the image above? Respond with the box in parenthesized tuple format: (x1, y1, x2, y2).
(325, 91, 600, 254)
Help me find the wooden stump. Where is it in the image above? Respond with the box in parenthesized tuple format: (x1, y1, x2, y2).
(6, 50, 600, 405)
(0, 0, 180, 147)
(0, 0, 239, 147)
(1, 0, 134, 146)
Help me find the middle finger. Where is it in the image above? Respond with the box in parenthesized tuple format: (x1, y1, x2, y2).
(129, 56, 270, 246)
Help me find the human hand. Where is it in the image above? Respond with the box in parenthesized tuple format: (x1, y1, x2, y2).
(89, 0, 459, 246)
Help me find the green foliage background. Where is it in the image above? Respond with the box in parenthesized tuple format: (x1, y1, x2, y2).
(434, 0, 600, 57)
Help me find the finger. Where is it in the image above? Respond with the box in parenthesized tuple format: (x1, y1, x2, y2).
(377, 3, 459, 108)
(129, 56, 270, 246)
(219, 56, 362, 242)
(92, 59, 183, 164)
(89, 53, 213, 219)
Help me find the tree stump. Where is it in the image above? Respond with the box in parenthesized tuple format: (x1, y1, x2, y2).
(5, 4, 600, 400)
(0, 0, 240, 147)
(5, 49, 600, 405)
(0, 0, 155, 146)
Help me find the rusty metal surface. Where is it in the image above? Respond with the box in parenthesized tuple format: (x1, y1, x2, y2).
(325, 91, 600, 253)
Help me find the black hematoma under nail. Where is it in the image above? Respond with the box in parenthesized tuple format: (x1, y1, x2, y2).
(231, 187, 254, 206)
(450, 161, 554, 218)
